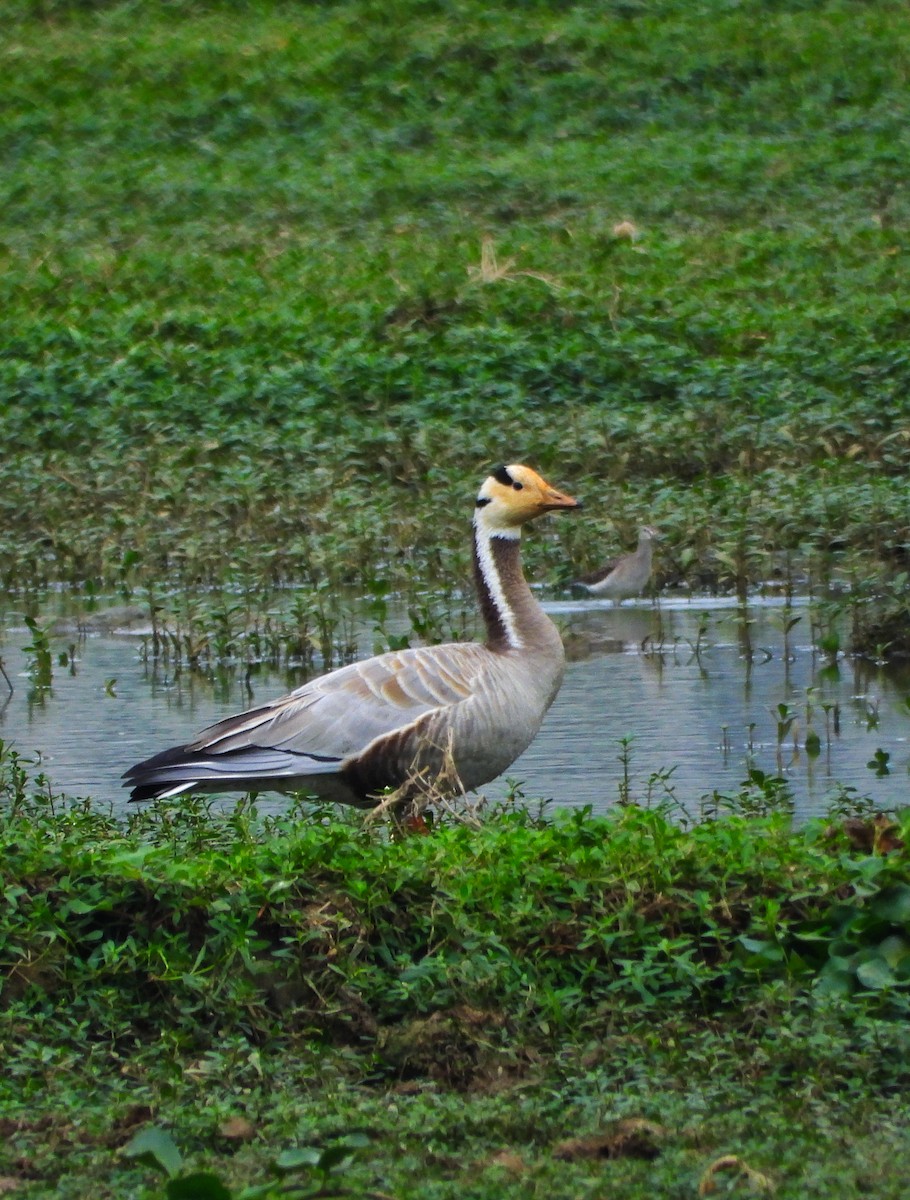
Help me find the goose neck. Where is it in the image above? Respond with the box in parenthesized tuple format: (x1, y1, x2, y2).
(472, 522, 554, 653)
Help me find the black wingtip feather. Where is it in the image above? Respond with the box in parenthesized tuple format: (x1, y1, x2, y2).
(122, 741, 205, 803)
(123, 741, 347, 803)
(128, 783, 173, 803)
(122, 742, 194, 782)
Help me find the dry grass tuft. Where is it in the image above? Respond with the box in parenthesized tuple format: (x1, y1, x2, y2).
(466, 236, 565, 291)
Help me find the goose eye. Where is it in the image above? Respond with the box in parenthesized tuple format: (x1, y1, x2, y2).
(512, 481, 523, 491)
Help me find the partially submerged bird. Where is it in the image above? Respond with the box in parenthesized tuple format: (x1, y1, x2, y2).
(124, 464, 580, 807)
(574, 525, 659, 605)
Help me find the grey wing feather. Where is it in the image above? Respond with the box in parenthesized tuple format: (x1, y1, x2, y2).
(188, 643, 491, 763)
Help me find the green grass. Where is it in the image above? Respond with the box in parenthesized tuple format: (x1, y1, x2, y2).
(11, 1014, 910, 1199)
(4, 741, 910, 1197)
(2, 0, 910, 627)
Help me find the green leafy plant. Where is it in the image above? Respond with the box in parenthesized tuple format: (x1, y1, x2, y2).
(122, 1125, 373, 1199)
(21, 616, 53, 688)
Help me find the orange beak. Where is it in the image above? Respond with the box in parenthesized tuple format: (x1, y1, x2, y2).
(540, 483, 582, 512)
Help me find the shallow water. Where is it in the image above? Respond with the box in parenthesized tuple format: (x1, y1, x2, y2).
(2, 596, 909, 819)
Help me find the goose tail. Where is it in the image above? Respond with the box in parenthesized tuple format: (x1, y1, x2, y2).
(122, 743, 343, 803)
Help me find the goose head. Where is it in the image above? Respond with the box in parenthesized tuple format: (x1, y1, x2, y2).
(474, 464, 580, 534)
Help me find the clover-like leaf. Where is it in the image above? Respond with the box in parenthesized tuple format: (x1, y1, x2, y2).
(122, 1127, 183, 1179)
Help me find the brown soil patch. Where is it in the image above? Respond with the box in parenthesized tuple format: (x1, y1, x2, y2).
(553, 1117, 667, 1161)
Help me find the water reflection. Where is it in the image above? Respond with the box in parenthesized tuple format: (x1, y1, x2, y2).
(1, 596, 908, 819)
(510, 597, 910, 818)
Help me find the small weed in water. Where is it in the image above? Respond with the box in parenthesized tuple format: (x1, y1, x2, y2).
(21, 616, 53, 687)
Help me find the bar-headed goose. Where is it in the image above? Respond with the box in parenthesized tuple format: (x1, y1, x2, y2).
(124, 464, 580, 807)
(574, 525, 659, 605)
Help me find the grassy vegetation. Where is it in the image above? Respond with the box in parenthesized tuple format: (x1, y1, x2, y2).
(3, 0, 910, 650)
(5, 3, 910, 1196)
(3, 743, 910, 1198)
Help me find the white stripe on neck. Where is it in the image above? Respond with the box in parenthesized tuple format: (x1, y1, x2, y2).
(473, 518, 523, 650)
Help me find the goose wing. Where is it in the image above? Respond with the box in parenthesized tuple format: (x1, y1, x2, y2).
(187, 641, 492, 762)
